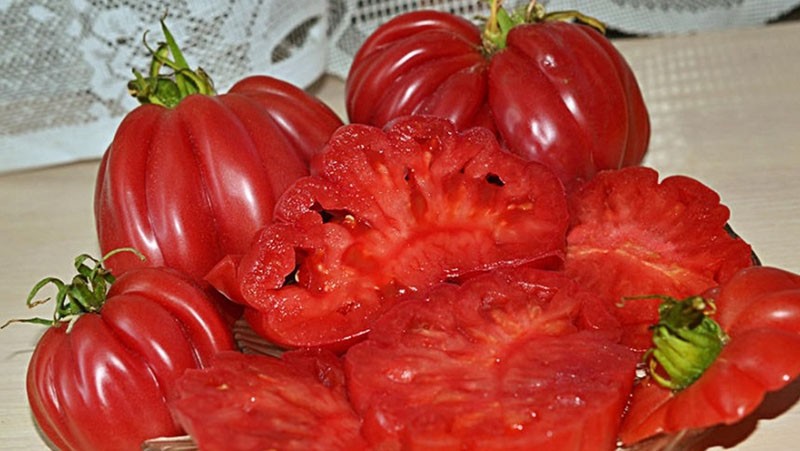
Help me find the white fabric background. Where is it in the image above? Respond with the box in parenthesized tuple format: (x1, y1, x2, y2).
(2, 0, 798, 173)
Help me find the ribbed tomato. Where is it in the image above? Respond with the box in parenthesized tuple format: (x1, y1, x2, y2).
(619, 266, 800, 447)
(346, 4, 649, 185)
(94, 23, 343, 285)
(18, 252, 235, 451)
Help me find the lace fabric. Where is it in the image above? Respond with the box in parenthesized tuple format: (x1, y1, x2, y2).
(2, 0, 798, 173)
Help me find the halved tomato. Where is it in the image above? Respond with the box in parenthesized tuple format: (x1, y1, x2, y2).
(345, 267, 636, 450)
(564, 167, 754, 350)
(207, 115, 569, 349)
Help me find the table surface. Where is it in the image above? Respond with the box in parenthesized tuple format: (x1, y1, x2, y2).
(2, 21, 799, 450)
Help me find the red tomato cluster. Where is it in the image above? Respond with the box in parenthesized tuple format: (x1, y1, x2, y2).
(13, 4, 800, 451)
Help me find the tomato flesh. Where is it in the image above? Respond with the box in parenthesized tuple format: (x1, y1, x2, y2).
(345, 267, 636, 450)
(207, 116, 569, 349)
(564, 167, 754, 350)
(171, 350, 366, 451)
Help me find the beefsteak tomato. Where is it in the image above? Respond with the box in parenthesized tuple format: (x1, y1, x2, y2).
(345, 266, 637, 450)
(345, 2, 650, 185)
(564, 166, 754, 350)
(95, 22, 343, 284)
(619, 265, 800, 446)
(14, 251, 235, 451)
(206, 115, 569, 349)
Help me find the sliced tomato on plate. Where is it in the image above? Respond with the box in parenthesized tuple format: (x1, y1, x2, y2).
(170, 350, 366, 451)
(564, 167, 754, 350)
(207, 115, 569, 349)
(345, 267, 636, 450)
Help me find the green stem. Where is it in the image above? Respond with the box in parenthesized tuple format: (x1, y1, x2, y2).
(481, 0, 607, 55)
(127, 19, 215, 108)
(641, 295, 728, 391)
(482, 0, 526, 53)
(1, 248, 145, 330)
(543, 10, 607, 34)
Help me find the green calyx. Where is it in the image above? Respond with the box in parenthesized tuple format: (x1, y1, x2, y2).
(128, 20, 216, 108)
(481, 0, 606, 54)
(641, 295, 728, 391)
(1, 248, 144, 330)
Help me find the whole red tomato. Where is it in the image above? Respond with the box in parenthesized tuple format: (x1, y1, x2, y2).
(619, 265, 800, 446)
(346, 2, 649, 185)
(95, 22, 343, 284)
(13, 251, 236, 451)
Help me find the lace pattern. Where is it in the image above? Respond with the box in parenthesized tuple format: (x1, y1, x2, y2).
(2, 0, 798, 173)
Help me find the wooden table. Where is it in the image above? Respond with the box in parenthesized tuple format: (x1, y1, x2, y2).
(2, 21, 799, 450)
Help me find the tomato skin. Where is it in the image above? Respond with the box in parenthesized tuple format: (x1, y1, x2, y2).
(346, 12, 490, 132)
(94, 75, 343, 284)
(346, 10, 650, 185)
(25, 267, 236, 451)
(619, 266, 800, 446)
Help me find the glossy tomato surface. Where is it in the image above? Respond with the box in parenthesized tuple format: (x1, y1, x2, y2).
(207, 115, 569, 349)
(346, 10, 650, 185)
(95, 75, 343, 284)
(619, 266, 800, 445)
(564, 167, 754, 350)
(26, 267, 235, 451)
(345, 267, 636, 450)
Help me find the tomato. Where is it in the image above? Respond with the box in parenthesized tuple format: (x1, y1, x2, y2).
(94, 23, 343, 285)
(19, 252, 235, 451)
(206, 115, 569, 349)
(345, 4, 649, 185)
(171, 350, 367, 451)
(564, 167, 754, 350)
(619, 266, 800, 446)
(344, 267, 637, 450)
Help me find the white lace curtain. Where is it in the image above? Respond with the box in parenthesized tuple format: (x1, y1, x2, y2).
(2, 0, 798, 173)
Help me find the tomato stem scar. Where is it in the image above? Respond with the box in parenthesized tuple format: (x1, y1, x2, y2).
(637, 294, 728, 391)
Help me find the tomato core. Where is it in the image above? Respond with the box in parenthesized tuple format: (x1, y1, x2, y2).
(642, 295, 728, 391)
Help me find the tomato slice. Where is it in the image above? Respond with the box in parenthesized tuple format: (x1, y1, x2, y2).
(564, 167, 754, 350)
(170, 350, 366, 451)
(207, 115, 569, 349)
(345, 267, 636, 450)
